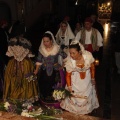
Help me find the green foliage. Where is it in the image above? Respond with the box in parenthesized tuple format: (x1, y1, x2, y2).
(0, 103, 6, 111)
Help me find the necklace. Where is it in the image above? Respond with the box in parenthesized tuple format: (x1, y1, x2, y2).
(76, 55, 84, 66)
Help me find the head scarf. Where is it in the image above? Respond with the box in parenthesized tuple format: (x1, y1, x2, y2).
(39, 31, 60, 57)
(56, 22, 75, 46)
(39, 31, 58, 49)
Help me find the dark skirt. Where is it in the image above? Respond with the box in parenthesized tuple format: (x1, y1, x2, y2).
(38, 68, 66, 108)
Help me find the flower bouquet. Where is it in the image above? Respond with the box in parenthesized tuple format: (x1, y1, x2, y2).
(25, 72, 37, 82)
(52, 88, 72, 101)
(0, 100, 63, 120)
(53, 88, 88, 100)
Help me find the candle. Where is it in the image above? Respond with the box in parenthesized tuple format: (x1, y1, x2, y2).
(95, 59, 99, 66)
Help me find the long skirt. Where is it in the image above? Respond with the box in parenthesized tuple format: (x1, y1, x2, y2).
(3, 58, 39, 102)
(38, 68, 66, 108)
(60, 70, 99, 114)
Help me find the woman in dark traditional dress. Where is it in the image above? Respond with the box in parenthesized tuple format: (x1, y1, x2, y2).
(34, 31, 67, 108)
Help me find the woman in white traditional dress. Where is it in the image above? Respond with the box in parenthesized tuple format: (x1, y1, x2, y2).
(60, 40, 99, 114)
(56, 21, 75, 47)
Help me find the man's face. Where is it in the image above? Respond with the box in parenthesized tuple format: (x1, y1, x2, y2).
(84, 22, 92, 31)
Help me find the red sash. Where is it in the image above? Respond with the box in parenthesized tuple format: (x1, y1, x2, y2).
(85, 44, 93, 53)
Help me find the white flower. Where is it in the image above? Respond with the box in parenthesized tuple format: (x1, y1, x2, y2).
(22, 102, 29, 107)
(61, 91, 65, 99)
(56, 91, 62, 100)
(4, 102, 10, 110)
(62, 92, 65, 99)
(53, 90, 66, 100)
(29, 107, 43, 116)
(53, 90, 58, 100)
(37, 107, 43, 113)
(22, 109, 28, 113)
(21, 110, 33, 117)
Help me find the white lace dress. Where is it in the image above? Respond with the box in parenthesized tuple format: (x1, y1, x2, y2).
(60, 51, 99, 114)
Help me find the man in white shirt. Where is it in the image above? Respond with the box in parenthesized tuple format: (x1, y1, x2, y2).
(75, 17, 103, 60)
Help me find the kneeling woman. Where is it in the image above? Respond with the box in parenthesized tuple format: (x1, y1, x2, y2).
(60, 40, 99, 114)
(34, 31, 67, 108)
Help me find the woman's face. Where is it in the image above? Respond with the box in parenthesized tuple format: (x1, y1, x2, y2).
(60, 23, 67, 32)
(43, 37, 52, 48)
(69, 48, 81, 60)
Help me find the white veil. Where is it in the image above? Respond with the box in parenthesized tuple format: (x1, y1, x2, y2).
(39, 31, 58, 49)
(39, 31, 60, 57)
(56, 22, 75, 46)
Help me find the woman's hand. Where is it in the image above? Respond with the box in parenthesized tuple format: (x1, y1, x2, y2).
(68, 86, 73, 93)
(91, 79, 96, 85)
(34, 65, 40, 75)
(34, 70, 38, 75)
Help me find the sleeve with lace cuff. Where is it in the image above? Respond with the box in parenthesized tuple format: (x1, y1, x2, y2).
(66, 72, 72, 87)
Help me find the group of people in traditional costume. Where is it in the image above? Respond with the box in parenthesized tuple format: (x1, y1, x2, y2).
(0, 15, 104, 115)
